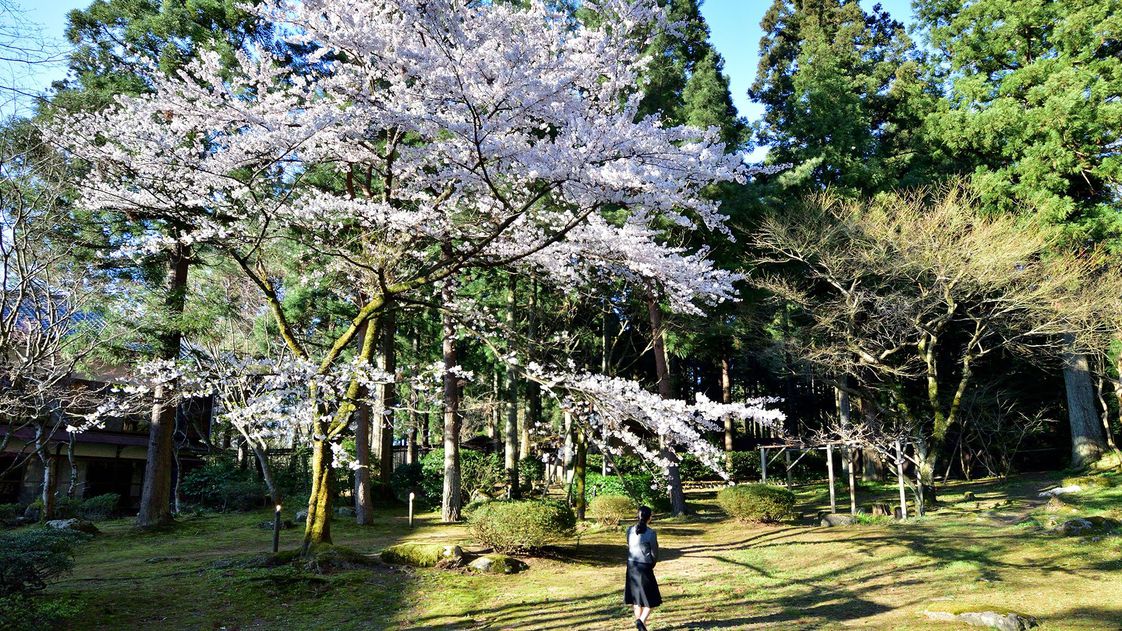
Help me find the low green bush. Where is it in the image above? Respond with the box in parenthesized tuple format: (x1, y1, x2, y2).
(588, 494, 637, 527)
(0, 503, 21, 525)
(586, 472, 667, 510)
(0, 594, 81, 631)
(179, 458, 264, 511)
(390, 462, 424, 504)
(469, 499, 576, 554)
(77, 494, 119, 521)
(717, 484, 797, 523)
(519, 458, 545, 486)
(419, 449, 504, 506)
(0, 528, 89, 596)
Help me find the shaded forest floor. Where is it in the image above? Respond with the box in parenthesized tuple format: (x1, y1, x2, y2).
(43, 468, 1122, 630)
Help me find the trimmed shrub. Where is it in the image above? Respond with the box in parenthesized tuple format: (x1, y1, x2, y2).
(727, 451, 762, 482)
(588, 494, 637, 527)
(179, 458, 264, 511)
(469, 499, 576, 554)
(717, 485, 797, 523)
(0, 528, 89, 596)
(77, 494, 119, 521)
(0, 503, 21, 525)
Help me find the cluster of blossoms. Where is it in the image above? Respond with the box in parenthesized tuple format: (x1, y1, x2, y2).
(528, 364, 786, 478)
(47, 0, 786, 488)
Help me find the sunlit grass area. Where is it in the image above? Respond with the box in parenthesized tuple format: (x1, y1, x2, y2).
(36, 469, 1122, 630)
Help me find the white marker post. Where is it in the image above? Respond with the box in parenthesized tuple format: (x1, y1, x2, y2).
(408, 492, 415, 528)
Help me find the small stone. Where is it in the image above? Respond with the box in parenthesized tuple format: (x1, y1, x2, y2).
(1053, 517, 1121, 536)
(335, 507, 356, 518)
(1039, 485, 1081, 498)
(294, 510, 308, 523)
(45, 518, 99, 535)
(963, 492, 976, 502)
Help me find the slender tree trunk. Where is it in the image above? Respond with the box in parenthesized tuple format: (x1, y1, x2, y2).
(441, 280, 463, 522)
(574, 427, 587, 520)
(858, 399, 885, 481)
(646, 288, 686, 516)
(563, 409, 576, 489)
(837, 375, 852, 477)
(137, 246, 189, 529)
(1092, 357, 1118, 452)
(504, 278, 521, 497)
(721, 355, 735, 469)
(354, 318, 376, 526)
(1063, 339, 1107, 468)
(66, 432, 78, 499)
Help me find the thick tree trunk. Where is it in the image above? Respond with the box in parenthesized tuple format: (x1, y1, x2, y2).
(837, 375, 852, 477)
(137, 246, 189, 529)
(646, 289, 687, 516)
(1063, 342, 1107, 468)
(441, 281, 463, 522)
(354, 319, 376, 526)
(376, 303, 397, 484)
(302, 437, 334, 551)
(858, 399, 885, 481)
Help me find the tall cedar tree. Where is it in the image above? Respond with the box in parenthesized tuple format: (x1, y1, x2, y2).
(55, 0, 269, 528)
(750, 0, 938, 196)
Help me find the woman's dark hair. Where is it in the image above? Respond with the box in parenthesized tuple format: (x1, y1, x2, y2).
(635, 505, 653, 534)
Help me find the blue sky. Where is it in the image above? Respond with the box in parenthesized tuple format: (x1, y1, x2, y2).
(17, 0, 916, 122)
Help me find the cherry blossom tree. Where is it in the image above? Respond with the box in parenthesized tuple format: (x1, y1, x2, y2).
(50, 0, 776, 549)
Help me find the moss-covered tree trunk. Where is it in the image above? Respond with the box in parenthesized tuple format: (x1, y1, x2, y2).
(303, 436, 334, 551)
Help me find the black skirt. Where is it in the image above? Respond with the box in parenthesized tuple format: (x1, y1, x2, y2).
(624, 560, 662, 608)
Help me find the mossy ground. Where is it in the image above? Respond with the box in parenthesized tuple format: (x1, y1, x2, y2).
(33, 470, 1122, 629)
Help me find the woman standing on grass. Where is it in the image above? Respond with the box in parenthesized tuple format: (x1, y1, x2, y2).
(624, 505, 661, 630)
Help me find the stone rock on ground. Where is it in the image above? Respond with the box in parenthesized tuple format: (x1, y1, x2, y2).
(923, 610, 1039, 631)
(335, 507, 356, 518)
(1038, 485, 1081, 498)
(381, 543, 465, 567)
(45, 518, 100, 535)
(1052, 516, 1121, 536)
(963, 492, 976, 502)
(818, 513, 857, 527)
(294, 510, 307, 523)
(469, 554, 528, 574)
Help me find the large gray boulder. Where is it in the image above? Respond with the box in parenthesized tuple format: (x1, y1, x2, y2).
(923, 610, 1037, 631)
(818, 513, 857, 527)
(1038, 485, 1081, 498)
(45, 518, 100, 535)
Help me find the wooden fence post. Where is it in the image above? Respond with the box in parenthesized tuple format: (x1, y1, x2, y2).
(848, 446, 857, 516)
(760, 446, 767, 484)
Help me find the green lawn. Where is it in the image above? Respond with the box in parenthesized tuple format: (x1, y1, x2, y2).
(39, 470, 1122, 629)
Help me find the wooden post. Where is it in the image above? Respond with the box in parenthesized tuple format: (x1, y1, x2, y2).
(272, 504, 282, 553)
(826, 444, 837, 514)
(408, 492, 415, 528)
(848, 446, 857, 516)
(914, 444, 925, 517)
(784, 448, 793, 491)
(760, 446, 767, 484)
(895, 439, 907, 519)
